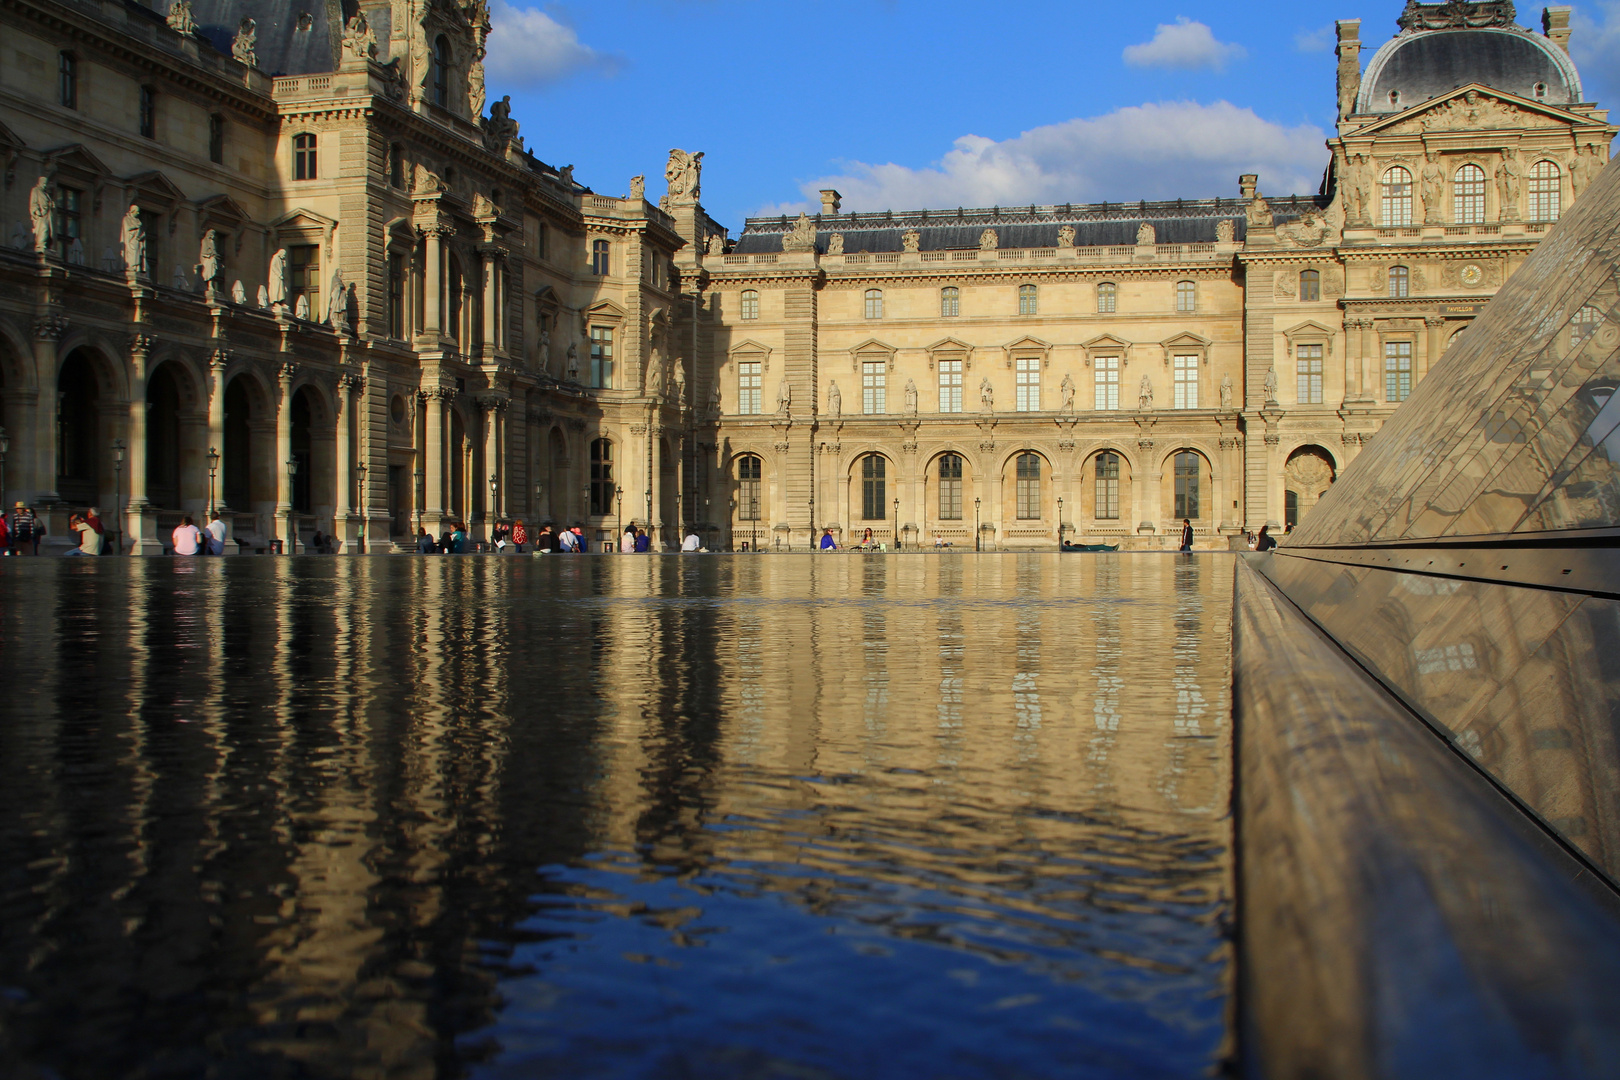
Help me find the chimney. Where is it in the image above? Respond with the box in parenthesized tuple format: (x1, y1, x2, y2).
(1239, 174, 1258, 201)
(1543, 7, 1572, 53)
(819, 189, 842, 215)
(1336, 20, 1362, 119)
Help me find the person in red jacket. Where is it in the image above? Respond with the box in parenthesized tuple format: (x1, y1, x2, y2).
(511, 519, 528, 553)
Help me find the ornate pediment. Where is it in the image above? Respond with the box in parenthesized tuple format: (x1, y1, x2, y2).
(1376, 86, 1568, 136)
(1395, 1, 1517, 32)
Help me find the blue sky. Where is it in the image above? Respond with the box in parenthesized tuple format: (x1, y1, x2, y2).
(483, 1, 1620, 229)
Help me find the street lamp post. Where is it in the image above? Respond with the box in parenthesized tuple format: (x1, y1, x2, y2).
(615, 485, 623, 547)
(206, 446, 220, 517)
(111, 438, 125, 554)
(0, 426, 8, 515)
(645, 486, 652, 547)
(356, 461, 368, 554)
(974, 496, 981, 552)
(488, 473, 499, 551)
(534, 480, 543, 522)
(893, 496, 900, 551)
(285, 457, 299, 554)
(1056, 496, 1064, 548)
(415, 468, 424, 535)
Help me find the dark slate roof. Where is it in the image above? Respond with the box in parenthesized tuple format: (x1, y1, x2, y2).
(189, 0, 344, 76)
(732, 197, 1319, 256)
(1360, 27, 1583, 112)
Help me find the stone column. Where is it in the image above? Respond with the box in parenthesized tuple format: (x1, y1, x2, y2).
(126, 335, 159, 554)
(648, 424, 661, 543)
(481, 396, 502, 533)
(1422, 316, 1445, 384)
(1361, 320, 1379, 399)
(334, 376, 352, 548)
(31, 317, 66, 505)
(208, 352, 227, 514)
(276, 362, 295, 553)
(424, 388, 446, 527)
(423, 228, 443, 338)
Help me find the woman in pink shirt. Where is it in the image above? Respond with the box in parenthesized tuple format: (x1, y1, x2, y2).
(172, 516, 203, 556)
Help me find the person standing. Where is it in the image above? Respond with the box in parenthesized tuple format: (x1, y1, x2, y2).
(8, 502, 40, 555)
(172, 516, 203, 556)
(205, 511, 228, 555)
(491, 519, 510, 552)
(512, 519, 528, 553)
(1179, 518, 1194, 553)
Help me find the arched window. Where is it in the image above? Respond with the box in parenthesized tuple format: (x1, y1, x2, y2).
(737, 454, 762, 520)
(1015, 453, 1041, 520)
(1381, 166, 1413, 226)
(1299, 270, 1320, 302)
(1571, 305, 1603, 348)
(1454, 163, 1486, 224)
(740, 289, 759, 320)
(1018, 284, 1037, 315)
(1097, 282, 1117, 313)
(1175, 280, 1196, 313)
(1388, 265, 1409, 298)
(1529, 160, 1561, 221)
(293, 133, 317, 180)
(940, 286, 960, 317)
(1094, 452, 1120, 520)
(1285, 489, 1299, 529)
(937, 454, 963, 520)
(589, 439, 613, 516)
(58, 52, 77, 109)
(861, 454, 887, 520)
(1174, 452, 1200, 519)
(431, 36, 451, 108)
(864, 288, 883, 319)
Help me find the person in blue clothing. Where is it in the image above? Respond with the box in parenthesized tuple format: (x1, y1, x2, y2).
(820, 529, 836, 551)
(633, 527, 651, 553)
(417, 527, 436, 554)
(450, 523, 468, 553)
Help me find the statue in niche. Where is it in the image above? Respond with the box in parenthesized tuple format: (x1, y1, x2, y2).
(1263, 365, 1279, 402)
(198, 229, 222, 285)
(268, 248, 288, 308)
(781, 212, 817, 253)
(232, 17, 257, 68)
(672, 362, 686, 407)
(1057, 224, 1075, 248)
(256, 284, 269, 307)
(565, 342, 580, 381)
(1215, 219, 1235, 244)
(326, 268, 346, 328)
(295, 294, 309, 319)
(173, 264, 190, 291)
(708, 381, 722, 418)
(1137, 373, 1154, 411)
(1137, 222, 1155, 245)
(28, 173, 55, 253)
(629, 175, 644, 200)
(66, 237, 84, 265)
(902, 229, 920, 253)
(706, 233, 724, 255)
(645, 348, 664, 396)
(979, 376, 994, 412)
(538, 319, 552, 373)
(979, 228, 998, 251)
(343, 11, 376, 60)
(469, 54, 486, 117)
(1495, 148, 1521, 215)
(904, 378, 918, 414)
(776, 377, 792, 416)
(1220, 374, 1234, 409)
(166, 0, 197, 34)
(665, 149, 703, 202)
(1421, 152, 1445, 224)
(232, 280, 247, 304)
(826, 233, 844, 255)
(121, 205, 147, 276)
(1060, 373, 1076, 413)
(826, 380, 841, 417)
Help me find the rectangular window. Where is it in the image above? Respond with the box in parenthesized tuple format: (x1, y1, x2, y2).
(1388, 266, 1409, 298)
(1296, 344, 1323, 405)
(1094, 356, 1120, 410)
(861, 456, 886, 521)
(293, 133, 317, 180)
(1454, 167, 1486, 225)
(941, 287, 959, 317)
(208, 114, 224, 164)
(387, 252, 405, 339)
(938, 455, 963, 520)
(1385, 340, 1413, 402)
(938, 359, 963, 413)
(1174, 454, 1200, 520)
(1095, 455, 1119, 520)
(139, 86, 155, 138)
(1018, 285, 1037, 316)
(59, 187, 81, 259)
(737, 360, 761, 414)
(59, 52, 76, 109)
(591, 239, 610, 276)
(288, 244, 319, 319)
(1015, 356, 1040, 412)
(738, 456, 761, 521)
(740, 290, 759, 320)
(1299, 270, 1320, 302)
(590, 325, 614, 388)
(1176, 281, 1196, 312)
(862, 360, 886, 414)
(1173, 355, 1199, 409)
(1015, 455, 1040, 520)
(536, 221, 548, 261)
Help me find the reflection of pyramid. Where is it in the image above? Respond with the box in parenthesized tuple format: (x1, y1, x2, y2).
(1287, 155, 1620, 546)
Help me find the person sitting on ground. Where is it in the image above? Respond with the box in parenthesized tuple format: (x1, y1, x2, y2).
(820, 529, 836, 551)
(417, 527, 436, 554)
(450, 523, 468, 554)
(66, 512, 102, 556)
(634, 527, 651, 553)
(861, 527, 874, 550)
(438, 526, 454, 554)
(172, 516, 203, 556)
(1254, 524, 1277, 552)
(571, 525, 586, 552)
(557, 525, 577, 552)
(620, 525, 636, 553)
(683, 529, 702, 552)
(205, 511, 227, 555)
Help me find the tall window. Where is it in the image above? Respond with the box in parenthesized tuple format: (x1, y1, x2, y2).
(1094, 356, 1120, 410)
(1173, 355, 1198, 409)
(589, 439, 613, 516)
(1015, 357, 1040, 411)
(938, 454, 963, 520)
(864, 289, 883, 319)
(1385, 340, 1413, 402)
(1381, 166, 1413, 226)
(447, 256, 463, 342)
(862, 359, 886, 414)
(1528, 160, 1561, 221)
(1299, 270, 1320, 302)
(387, 252, 405, 338)
(389, 143, 404, 187)
(590, 239, 610, 275)
(293, 133, 317, 180)
(1097, 282, 1117, 313)
(289, 244, 319, 319)
(737, 360, 761, 413)
(1018, 284, 1037, 316)
(1095, 453, 1120, 520)
(938, 359, 963, 413)
(209, 114, 225, 164)
(1297, 344, 1323, 404)
(139, 86, 155, 138)
(740, 289, 759, 320)
(56, 187, 81, 261)
(941, 287, 959, 317)
(1454, 164, 1486, 224)
(1174, 452, 1200, 519)
(589, 326, 613, 388)
(1388, 265, 1410, 298)
(58, 52, 76, 109)
(737, 454, 761, 520)
(1015, 453, 1041, 520)
(861, 454, 886, 520)
(1176, 280, 1196, 312)
(431, 36, 450, 108)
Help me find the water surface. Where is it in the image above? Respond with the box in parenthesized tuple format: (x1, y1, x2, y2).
(0, 553, 1234, 1079)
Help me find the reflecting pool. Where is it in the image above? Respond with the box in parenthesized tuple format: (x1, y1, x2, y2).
(0, 553, 1234, 1079)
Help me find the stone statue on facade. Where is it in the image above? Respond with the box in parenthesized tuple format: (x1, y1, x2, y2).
(232, 17, 257, 68)
(558, 164, 574, 187)
(979, 228, 998, 251)
(1137, 373, 1154, 412)
(256, 284, 268, 307)
(827, 380, 841, 417)
(232, 280, 247, 304)
(902, 229, 920, 253)
(904, 378, 918, 414)
(979, 377, 994, 412)
(665, 149, 703, 202)
(1060, 373, 1076, 413)
(295, 294, 309, 319)
(121, 204, 147, 277)
(538, 320, 552, 373)
(1246, 191, 1273, 229)
(566, 342, 580, 381)
(473, 192, 497, 219)
(1421, 152, 1445, 223)
(826, 233, 844, 255)
(1344, 154, 1371, 223)
(1057, 224, 1075, 248)
(672, 361, 687, 407)
(1220, 374, 1234, 409)
(28, 173, 55, 253)
(412, 163, 444, 194)
(198, 229, 222, 286)
(1136, 222, 1155, 246)
(343, 11, 376, 60)
(268, 248, 288, 309)
(629, 175, 644, 201)
(165, 0, 197, 35)
(66, 237, 84, 265)
(781, 213, 817, 253)
(1496, 147, 1521, 217)
(1216, 219, 1235, 244)
(173, 264, 191, 291)
(706, 233, 724, 255)
(1263, 365, 1279, 403)
(326, 268, 346, 328)
(469, 54, 486, 117)
(482, 97, 519, 149)
(776, 377, 792, 416)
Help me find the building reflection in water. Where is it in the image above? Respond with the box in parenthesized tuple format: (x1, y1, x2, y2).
(0, 554, 1233, 1079)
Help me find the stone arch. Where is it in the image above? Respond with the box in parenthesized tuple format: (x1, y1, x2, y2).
(923, 446, 977, 539)
(1079, 446, 1133, 526)
(289, 383, 335, 519)
(55, 342, 127, 508)
(544, 424, 569, 523)
(1161, 446, 1215, 524)
(222, 371, 275, 514)
(846, 448, 894, 537)
(999, 447, 1054, 528)
(144, 355, 206, 511)
(1284, 444, 1337, 528)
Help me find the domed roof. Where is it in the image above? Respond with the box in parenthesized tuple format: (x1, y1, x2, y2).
(1358, 26, 1582, 114)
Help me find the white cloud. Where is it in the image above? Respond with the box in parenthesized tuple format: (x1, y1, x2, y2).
(764, 101, 1328, 216)
(1571, 3, 1620, 96)
(1294, 25, 1335, 52)
(483, 0, 618, 87)
(1123, 17, 1247, 71)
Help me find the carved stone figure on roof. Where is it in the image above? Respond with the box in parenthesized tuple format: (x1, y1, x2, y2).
(256, 284, 268, 308)
(630, 175, 644, 201)
(1136, 222, 1155, 246)
(1060, 373, 1076, 413)
(174, 264, 191, 291)
(268, 248, 288, 308)
(1397, 1, 1516, 32)
(232, 280, 247, 304)
(826, 233, 844, 255)
(483, 96, 519, 147)
(979, 228, 998, 251)
(827, 380, 841, 417)
(121, 204, 147, 277)
(1057, 224, 1075, 248)
(1420, 152, 1445, 223)
(1263, 365, 1279, 403)
(232, 18, 257, 68)
(28, 173, 55, 253)
(902, 229, 920, 253)
(666, 149, 703, 203)
(1496, 147, 1521, 217)
(198, 229, 222, 285)
(326, 268, 346, 328)
(412, 163, 444, 194)
(343, 11, 377, 60)
(979, 377, 994, 412)
(707, 233, 724, 255)
(1215, 219, 1235, 244)
(1245, 191, 1273, 229)
(1137, 373, 1154, 412)
(1220, 374, 1234, 409)
(1279, 207, 1330, 248)
(781, 213, 817, 253)
(166, 0, 197, 35)
(558, 164, 574, 186)
(904, 379, 918, 414)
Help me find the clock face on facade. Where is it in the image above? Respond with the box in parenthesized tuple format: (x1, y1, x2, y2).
(1460, 264, 1484, 287)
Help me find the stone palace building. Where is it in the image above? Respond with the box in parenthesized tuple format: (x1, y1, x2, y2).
(0, 0, 1611, 551)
